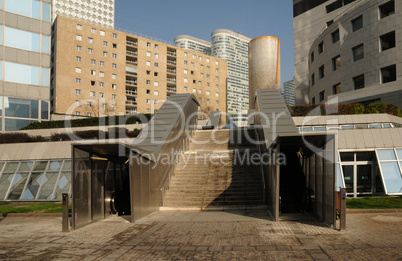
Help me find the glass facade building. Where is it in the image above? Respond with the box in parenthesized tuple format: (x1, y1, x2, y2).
(0, 0, 51, 131)
(283, 77, 296, 106)
(0, 159, 71, 201)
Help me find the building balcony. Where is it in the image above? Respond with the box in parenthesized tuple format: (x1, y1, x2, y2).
(167, 51, 177, 57)
(167, 78, 176, 84)
(126, 71, 137, 77)
(126, 50, 138, 57)
(126, 60, 138, 66)
(167, 69, 176, 74)
(126, 90, 137, 96)
(166, 60, 176, 66)
(167, 86, 176, 92)
(126, 80, 137, 86)
(126, 100, 137, 106)
(126, 41, 138, 47)
(126, 109, 137, 115)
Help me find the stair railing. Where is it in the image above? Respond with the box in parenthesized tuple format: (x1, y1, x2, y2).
(255, 127, 266, 205)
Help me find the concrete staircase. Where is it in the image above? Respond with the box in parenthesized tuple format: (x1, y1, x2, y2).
(162, 129, 266, 210)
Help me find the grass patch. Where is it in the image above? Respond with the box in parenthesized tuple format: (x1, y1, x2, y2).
(347, 196, 402, 209)
(0, 202, 63, 213)
(0, 202, 11, 206)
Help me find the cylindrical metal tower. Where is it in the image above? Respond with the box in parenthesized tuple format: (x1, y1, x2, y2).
(248, 36, 281, 109)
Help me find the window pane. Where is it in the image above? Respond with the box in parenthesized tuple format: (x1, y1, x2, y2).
(377, 149, 396, 161)
(4, 162, 19, 172)
(5, 27, 40, 52)
(396, 149, 402, 160)
(19, 161, 34, 172)
(356, 152, 374, 161)
(41, 68, 49, 86)
(0, 173, 14, 200)
(0, 26, 3, 45)
(380, 162, 402, 194)
(5, 97, 38, 119)
(41, 101, 49, 120)
(42, 35, 50, 54)
(340, 152, 354, 162)
(336, 164, 344, 191)
(62, 160, 71, 171)
(53, 172, 71, 200)
(0, 61, 2, 81)
(7, 173, 29, 199)
(356, 165, 372, 193)
(48, 161, 62, 171)
(0, 162, 5, 172)
(342, 165, 354, 193)
(5, 62, 40, 85)
(5, 118, 34, 131)
(6, 0, 40, 19)
(37, 172, 59, 199)
(33, 161, 48, 171)
(21, 172, 45, 200)
(42, 2, 50, 22)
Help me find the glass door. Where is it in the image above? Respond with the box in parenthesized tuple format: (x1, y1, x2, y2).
(357, 165, 372, 194)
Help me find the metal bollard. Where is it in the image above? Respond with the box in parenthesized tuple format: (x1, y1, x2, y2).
(339, 188, 347, 231)
(62, 193, 69, 232)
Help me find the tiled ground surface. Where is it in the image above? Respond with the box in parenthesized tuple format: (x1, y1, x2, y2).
(0, 211, 401, 260)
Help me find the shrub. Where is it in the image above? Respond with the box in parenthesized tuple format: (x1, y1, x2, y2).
(0, 133, 45, 144)
(338, 103, 364, 115)
(365, 103, 399, 116)
(290, 105, 319, 116)
(50, 133, 71, 141)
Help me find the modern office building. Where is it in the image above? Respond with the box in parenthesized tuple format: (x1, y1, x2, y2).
(52, 16, 227, 117)
(175, 29, 251, 127)
(0, 0, 52, 132)
(174, 35, 212, 56)
(293, 0, 363, 105)
(52, 0, 115, 28)
(283, 78, 295, 106)
(308, 0, 402, 107)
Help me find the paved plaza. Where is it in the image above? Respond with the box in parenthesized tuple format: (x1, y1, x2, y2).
(0, 210, 401, 260)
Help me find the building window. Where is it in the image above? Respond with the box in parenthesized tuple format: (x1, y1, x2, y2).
(216, 76, 219, 81)
(184, 61, 188, 65)
(200, 65, 204, 69)
(112, 43, 117, 49)
(154, 81, 159, 87)
(91, 59, 96, 65)
(191, 62, 194, 67)
(380, 31, 396, 51)
(192, 88, 196, 93)
(353, 74, 365, 90)
(146, 99, 150, 104)
(146, 80, 150, 85)
(99, 71, 104, 77)
(207, 66, 210, 71)
(113, 33, 117, 39)
(326, 20, 334, 26)
(76, 89, 81, 95)
(312, 97, 315, 105)
(311, 73, 315, 86)
(100, 30, 105, 36)
(206, 91, 210, 96)
(112, 84, 117, 89)
(75, 112, 81, 116)
(99, 82, 104, 87)
(155, 44, 159, 49)
(76, 46, 82, 51)
(326, 1, 342, 13)
(90, 91, 95, 97)
(319, 65, 325, 79)
(76, 57, 82, 62)
(88, 48, 93, 54)
(352, 44, 364, 61)
(319, 91, 325, 102)
(75, 67, 82, 73)
(155, 53, 159, 59)
(184, 87, 188, 92)
(190, 71, 194, 75)
(311, 51, 314, 63)
(99, 92, 104, 98)
(75, 100, 81, 106)
(206, 58, 210, 63)
(318, 41, 324, 54)
(91, 81, 96, 86)
(112, 53, 117, 59)
(201, 73, 204, 78)
(198, 81, 202, 86)
(184, 78, 188, 83)
(154, 90, 159, 95)
(91, 28, 96, 34)
(154, 63, 158, 67)
(332, 55, 341, 71)
(103, 51, 108, 57)
(351, 16, 363, 32)
(216, 101, 219, 105)
(87, 102, 92, 107)
(216, 84, 219, 89)
(112, 94, 116, 99)
(215, 61, 219, 65)
(76, 78, 81, 84)
(146, 70, 151, 75)
(147, 42, 151, 47)
(76, 24, 82, 30)
(333, 83, 341, 94)
(103, 41, 108, 47)
(184, 52, 188, 57)
(146, 89, 150, 94)
(76, 35, 82, 41)
(146, 51, 151, 57)
(112, 64, 117, 69)
(379, 0, 395, 19)
(91, 70, 96, 76)
(112, 74, 117, 79)
(146, 61, 151, 66)
(192, 54, 196, 59)
(88, 38, 93, 44)
(381, 64, 397, 84)
(332, 29, 340, 43)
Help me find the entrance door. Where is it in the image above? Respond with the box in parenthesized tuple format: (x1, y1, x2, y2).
(341, 164, 372, 197)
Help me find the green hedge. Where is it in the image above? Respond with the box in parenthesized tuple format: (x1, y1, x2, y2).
(290, 103, 399, 117)
(20, 114, 153, 130)
(0, 128, 142, 144)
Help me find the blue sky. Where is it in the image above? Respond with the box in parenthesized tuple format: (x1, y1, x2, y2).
(115, 1, 294, 88)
